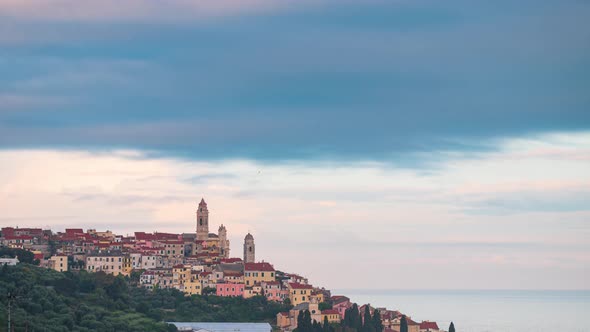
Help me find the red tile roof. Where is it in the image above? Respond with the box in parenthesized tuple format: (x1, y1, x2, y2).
(288, 282, 313, 290)
(5, 235, 33, 240)
(221, 258, 243, 263)
(159, 240, 184, 244)
(245, 262, 275, 272)
(419, 321, 439, 330)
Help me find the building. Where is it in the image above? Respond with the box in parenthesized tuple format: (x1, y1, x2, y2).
(48, 254, 68, 272)
(216, 283, 245, 297)
(261, 281, 283, 301)
(243, 233, 255, 263)
(168, 322, 272, 332)
(419, 321, 441, 332)
(288, 282, 314, 306)
(390, 316, 420, 332)
(244, 262, 275, 287)
(321, 309, 341, 324)
(0, 257, 19, 266)
(183, 279, 202, 296)
(276, 312, 290, 329)
(86, 251, 128, 275)
(331, 295, 352, 319)
(195, 198, 230, 258)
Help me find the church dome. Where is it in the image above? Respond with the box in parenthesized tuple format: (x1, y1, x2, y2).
(244, 233, 254, 241)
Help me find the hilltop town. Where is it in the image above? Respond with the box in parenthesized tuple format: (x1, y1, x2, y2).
(0, 198, 445, 332)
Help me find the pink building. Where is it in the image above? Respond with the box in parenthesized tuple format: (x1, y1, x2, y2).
(331, 295, 352, 319)
(262, 281, 283, 301)
(216, 283, 245, 297)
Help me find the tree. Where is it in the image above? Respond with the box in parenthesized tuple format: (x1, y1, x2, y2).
(323, 316, 331, 332)
(319, 302, 332, 311)
(449, 322, 455, 332)
(297, 310, 305, 332)
(372, 309, 383, 332)
(303, 310, 312, 332)
(400, 315, 408, 332)
(363, 306, 375, 332)
(357, 311, 363, 332)
(202, 287, 216, 295)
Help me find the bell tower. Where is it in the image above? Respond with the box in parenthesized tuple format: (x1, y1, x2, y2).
(219, 224, 230, 258)
(196, 198, 209, 241)
(243, 233, 255, 263)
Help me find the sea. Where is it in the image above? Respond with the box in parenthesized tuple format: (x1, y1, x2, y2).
(332, 289, 590, 332)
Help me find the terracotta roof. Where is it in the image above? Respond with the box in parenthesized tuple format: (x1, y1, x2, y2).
(65, 228, 84, 234)
(331, 295, 350, 304)
(419, 321, 439, 330)
(279, 312, 289, 317)
(159, 240, 183, 244)
(221, 258, 243, 263)
(5, 235, 32, 240)
(245, 262, 275, 272)
(288, 282, 313, 290)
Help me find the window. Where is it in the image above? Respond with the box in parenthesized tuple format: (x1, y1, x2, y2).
(199, 218, 203, 226)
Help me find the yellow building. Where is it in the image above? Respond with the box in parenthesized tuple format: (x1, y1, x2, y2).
(244, 262, 275, 286)
(243, 285, 263, 298)
(122, 256, 132, 276)
(288, 282, 314, 306)
(183, 280, 202, 295)
(48, 255, 68, 272)
(173, 264, 192, 285)
(321, 309, 341, 324)
(86, 252, 127, 275)
(311, 291, 325, 303)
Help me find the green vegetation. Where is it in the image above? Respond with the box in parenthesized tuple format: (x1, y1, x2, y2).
(340, 304, 382, 332)
(0, 248, 40, 265)
(0, 264, 291, 332)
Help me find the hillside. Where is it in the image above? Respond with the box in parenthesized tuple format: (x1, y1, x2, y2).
(0, 264, 291, 332)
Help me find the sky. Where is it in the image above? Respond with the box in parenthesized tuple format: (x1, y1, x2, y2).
(0, 0, 589, 290)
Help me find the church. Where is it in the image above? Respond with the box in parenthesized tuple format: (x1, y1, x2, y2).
(194, 198, 257, 264)
(195, 198, 231, 258)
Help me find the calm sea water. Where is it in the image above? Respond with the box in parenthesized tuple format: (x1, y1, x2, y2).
(333, 289, 590, 332)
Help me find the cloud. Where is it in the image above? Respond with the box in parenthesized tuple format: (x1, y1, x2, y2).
(0, 141, 589, 289)
(0, 0, 588, 163)
(0, 0, 297, 22)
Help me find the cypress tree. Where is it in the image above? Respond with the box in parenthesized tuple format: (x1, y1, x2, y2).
(363, 306, 374, 332)
(323, 316, 331, 332)
(313, 320, 321, 332)
(449, 322, 455, 332)
(344, 307, 352, 328)
(400, 315, 408, 332)
(357, 311, 363, 332)
(297, 311, 304, 332)
(372, 309, 383, 332)
(303, 310, 313, 332)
